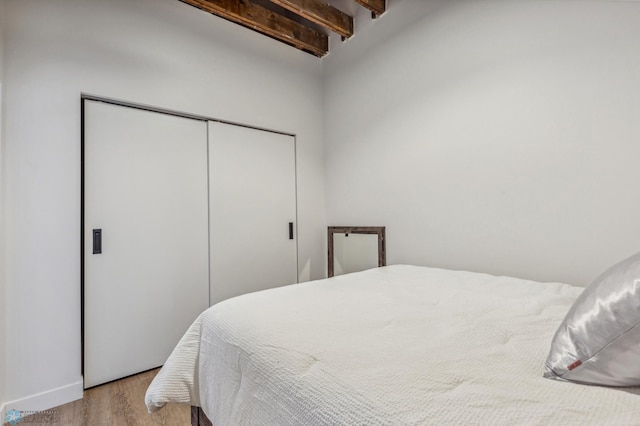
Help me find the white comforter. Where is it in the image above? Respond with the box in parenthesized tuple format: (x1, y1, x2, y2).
(145, 265, 640, 425)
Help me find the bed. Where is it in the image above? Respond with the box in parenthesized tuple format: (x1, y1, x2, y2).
(145, 264, 640, 425)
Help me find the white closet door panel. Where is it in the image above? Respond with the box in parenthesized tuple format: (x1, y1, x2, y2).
(209, 121, 297, 305)
(84, 100, 209, 388)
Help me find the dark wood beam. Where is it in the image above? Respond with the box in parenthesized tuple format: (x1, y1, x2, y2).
(269, 0, 353, 39)
(354, 0, 385, 17)
(180, 0, 328, 57)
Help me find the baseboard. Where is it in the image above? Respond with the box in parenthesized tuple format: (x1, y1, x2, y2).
(2, 379, 83, 420)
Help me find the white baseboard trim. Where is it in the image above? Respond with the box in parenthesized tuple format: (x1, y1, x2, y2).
(2, 379, 83, 420)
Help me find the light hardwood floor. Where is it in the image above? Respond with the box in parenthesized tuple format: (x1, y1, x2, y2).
(4, 369, 189, 426)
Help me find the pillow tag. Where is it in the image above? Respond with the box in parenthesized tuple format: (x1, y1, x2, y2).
(567, 360, 582, 371)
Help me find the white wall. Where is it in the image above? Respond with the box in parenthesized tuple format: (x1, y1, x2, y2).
(3, 0, 325, 411)
(0, 0, 7, 416)
(324, 0, 640, 286)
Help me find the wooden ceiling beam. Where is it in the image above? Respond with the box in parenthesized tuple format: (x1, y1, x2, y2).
(354, 0, 385, 17)
(181, 0, 328, 57)
(269, 0, 353, 39)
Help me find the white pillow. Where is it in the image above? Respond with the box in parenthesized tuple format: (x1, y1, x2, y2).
(544, 251, 640, 386)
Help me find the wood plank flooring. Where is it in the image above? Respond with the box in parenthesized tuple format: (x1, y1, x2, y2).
(4, 369, 190, 426)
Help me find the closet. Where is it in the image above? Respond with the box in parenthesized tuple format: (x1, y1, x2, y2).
(82, 99, 298, 388)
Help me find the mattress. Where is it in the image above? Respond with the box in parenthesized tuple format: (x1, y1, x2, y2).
(145, 265, 640, 425)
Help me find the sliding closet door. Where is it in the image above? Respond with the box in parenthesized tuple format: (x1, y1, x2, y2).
(209, 121, 298, 305)
(83, 100, 209, 388)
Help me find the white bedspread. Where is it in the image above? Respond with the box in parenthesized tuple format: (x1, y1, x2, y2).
(146, 265, 640, 425)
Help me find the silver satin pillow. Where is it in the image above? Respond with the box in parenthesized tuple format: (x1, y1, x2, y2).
(544, 251, 640, 386)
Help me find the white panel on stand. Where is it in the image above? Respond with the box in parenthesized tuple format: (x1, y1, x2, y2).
(333, 233, 379, 276)
(83, 100, 209, 388)
(208, 121, 298, 305)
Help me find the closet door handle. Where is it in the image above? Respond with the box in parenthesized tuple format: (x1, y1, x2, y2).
(93, 229, 102, 254)
(289, 222, 294, 240)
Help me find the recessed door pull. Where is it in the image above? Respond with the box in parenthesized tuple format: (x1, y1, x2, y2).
(289, 222, 294, 240)
(93, 229, 102, 254)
